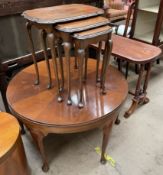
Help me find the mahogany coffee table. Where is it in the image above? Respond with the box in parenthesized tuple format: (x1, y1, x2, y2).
(6, 59, 128, 172)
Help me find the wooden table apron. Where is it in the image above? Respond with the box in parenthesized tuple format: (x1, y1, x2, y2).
(6, 59, 128, 171)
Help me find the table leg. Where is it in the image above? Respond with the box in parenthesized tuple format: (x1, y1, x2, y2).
(142, 63, 151, 104)
(124, 64, 144, 118)
(30, 130, 49, 172)
(63, 42, 72, 105)
(96, 41, 102, 83)
(101, 39, 112, 94)
(101, 119, 114, 164)
(41, 30, 52, 89)
(57, 39, 64, 92)
(48, 33, 63, 102)
(77, 48, 85, 108)
(83, 48, 89, 82)
(115, 115, 120, 125)
(26, 22, 39, 85)
(74, 46, 78, 69)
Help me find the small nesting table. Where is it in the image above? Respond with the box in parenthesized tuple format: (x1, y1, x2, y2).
(92, 34, 162, 117)
(0, 112, 30, 175)
(22, 4, 104, 101)
(7, 59, 128, 172)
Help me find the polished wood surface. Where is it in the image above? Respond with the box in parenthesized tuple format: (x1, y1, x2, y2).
(111, 34, 162, 63)
(7, 59, 128, 171)
(92, 34, 162, 63)
(56, 16, 109, 32)
(7, 59, 128, 126)
(22, 4, 104, 24)
(0, 112, 30, 175)
(91, 34, 162, 117)
(0, 0, 102, 16)
(73, 25, 112, 39)
(0, 112, 19, 162)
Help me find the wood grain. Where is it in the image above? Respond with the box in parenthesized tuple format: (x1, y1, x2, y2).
(22, 4, 104, 24)
(0, 112, 20, 163)
(56, 16, 109, 32)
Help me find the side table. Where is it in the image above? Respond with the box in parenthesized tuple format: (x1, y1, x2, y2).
(7, 59, 128, 172)
(0, 112, 30, 175)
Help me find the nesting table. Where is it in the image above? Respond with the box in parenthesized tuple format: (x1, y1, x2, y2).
(7, 59, 128, 172)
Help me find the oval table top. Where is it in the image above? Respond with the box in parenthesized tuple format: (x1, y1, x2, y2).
(22, 4, 104, 24)
(7, 59, 128, 127)
(0, 112, 20, 163)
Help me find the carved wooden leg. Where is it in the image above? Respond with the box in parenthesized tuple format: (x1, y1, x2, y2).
(41, 30, 52, 89)
(57, 40, 64, 92)
(142, 63, 151, 104)
(30, 130, 49, 172)
(96, 41, 102, 83)
(124, 64, 144, 118)
(48, 33, 62, 102)
(26, 22, 39, 85)
(63, 42, 72, 105)
(77, 48, 85, 108)
(83, 48, 89, 82)
(101, 39, 112, 94)
(101, 120, 114, 164)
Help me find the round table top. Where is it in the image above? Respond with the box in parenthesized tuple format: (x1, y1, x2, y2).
(7, 59, 128, 127)
(22, 4, 104, 24)
(0, 112, 20, 163)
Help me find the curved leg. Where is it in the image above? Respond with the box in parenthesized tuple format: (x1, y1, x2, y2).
(101, 39, 113, 94)
(142, 63, 151, 104)
(48, 33, 62, 102)
(83, 48, 89, 82)
(77, 48, 85, 108)
(124, 64, 144, 118)
(30, 130, 49, 172)
(41, 30, 52, 89)
(63, 42, 72, 105)
(101, 120, 114, 164)
(57, 39, 64, 92)
(96, 41, 102, 83)
(26, 22, 39, 85)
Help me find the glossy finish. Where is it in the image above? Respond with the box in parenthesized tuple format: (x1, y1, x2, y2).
(22, 4, 104, 24)
(56, 14, 111, 106)
(7, 59, 128, 172)
(73, 26, 113, 107)
(91, 34, 162, 117)
(0, 112, 30, 175)
(56, 16, 109, 33)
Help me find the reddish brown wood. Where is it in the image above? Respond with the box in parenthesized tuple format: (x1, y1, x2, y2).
(0, 112, 30, 175)
(6, 59, 128, 172)
(91, 34, 162, 117)
(22, 4, 104, 24)
(0, 0, 102, 17)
